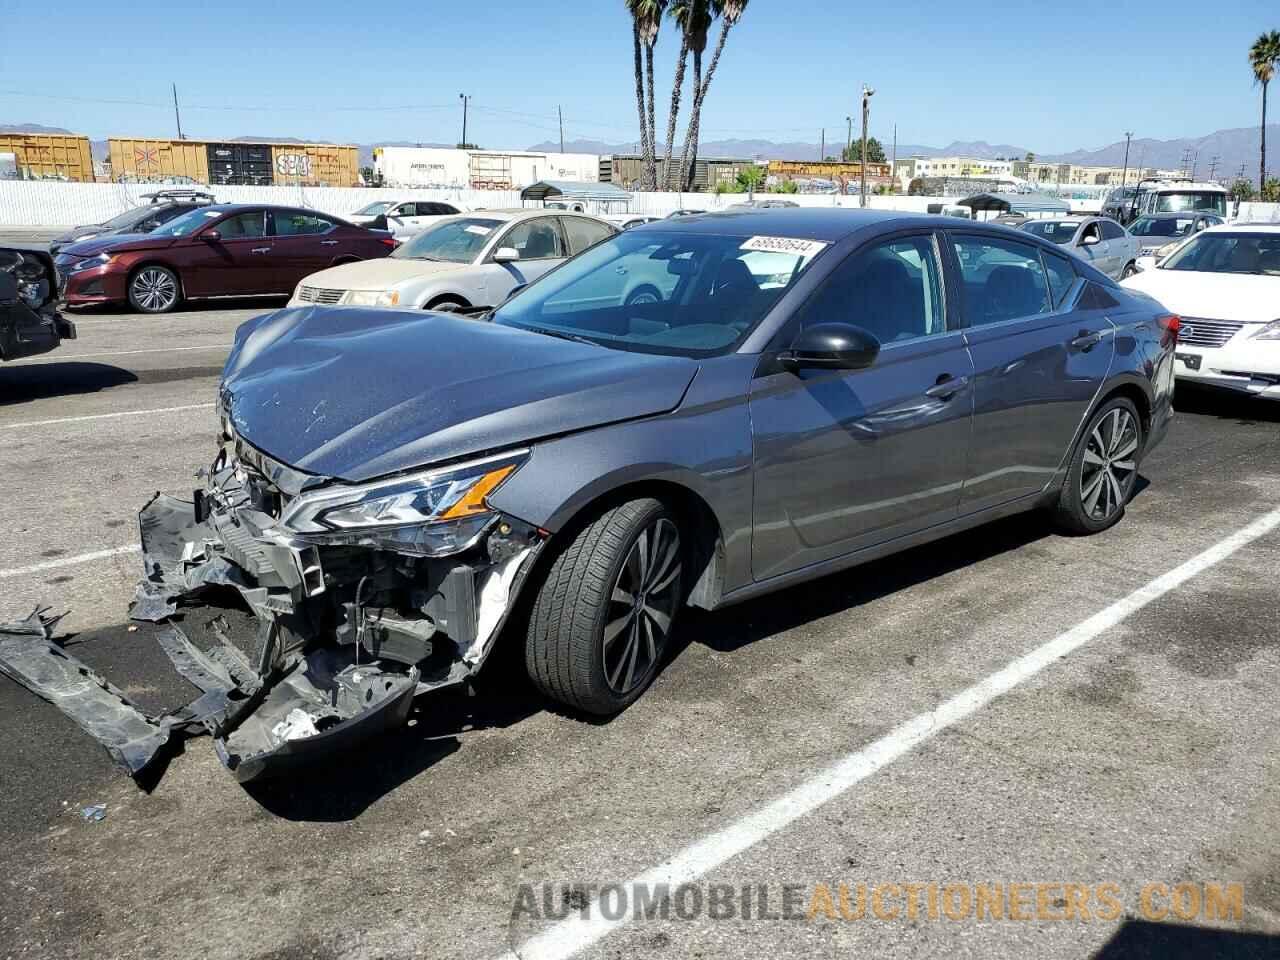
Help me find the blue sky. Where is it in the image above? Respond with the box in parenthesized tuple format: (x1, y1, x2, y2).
(0, 1, 1275, 154)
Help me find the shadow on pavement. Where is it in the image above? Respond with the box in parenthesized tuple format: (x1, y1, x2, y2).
(675, 509, 1055, 657)
(1091, 918, 1280, 959)
(1174, 384, 1280, 424)
(0, 361, 138, 405)
(65, 295, 289, 316)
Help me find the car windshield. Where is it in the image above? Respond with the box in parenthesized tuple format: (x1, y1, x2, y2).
(492, 229, 827, 358)
(152, 207, 228, 237)
(1129, 217, 1195, 238)
(354, 201, 394, 216)
(98, 207, 153, 230)
(1021, 221, 1080, 244)
(1161, 233, 1280, 275)
(392, 217, 502, 262)
(1153, 192, 1227, 216)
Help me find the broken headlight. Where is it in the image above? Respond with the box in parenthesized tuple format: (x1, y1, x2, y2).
(278, 450, 528, 557)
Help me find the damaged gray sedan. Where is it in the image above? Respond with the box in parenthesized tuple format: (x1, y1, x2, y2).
(123, 208, 1173, 781)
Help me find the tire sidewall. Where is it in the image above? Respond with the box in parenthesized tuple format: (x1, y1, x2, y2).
(128, 265, 180, 313)
(1063, 396, 1143, 533)
(584, 500, 682, 711)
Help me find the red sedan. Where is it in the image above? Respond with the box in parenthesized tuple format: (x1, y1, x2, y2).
(55, 204, 395, 313)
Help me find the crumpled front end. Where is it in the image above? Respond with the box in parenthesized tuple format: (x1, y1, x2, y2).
(130, 427, 546, 781)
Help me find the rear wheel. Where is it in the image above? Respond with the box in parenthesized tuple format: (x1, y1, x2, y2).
(1053, 397, 1143, 535)
(525, 498, 683, 715)
(1119, 261, 1137, 279)
(128, 266, 180, 313)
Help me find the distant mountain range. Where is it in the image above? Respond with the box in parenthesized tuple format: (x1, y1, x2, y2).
(5, 122, 1278, 184)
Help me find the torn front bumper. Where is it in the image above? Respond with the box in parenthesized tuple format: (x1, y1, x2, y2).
(120, 443, 545, 782)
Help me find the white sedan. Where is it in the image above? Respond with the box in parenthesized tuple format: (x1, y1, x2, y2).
(1121, 224, 1280, 399)
(289, 209, 617, 312)
(346, 199, 464, 240)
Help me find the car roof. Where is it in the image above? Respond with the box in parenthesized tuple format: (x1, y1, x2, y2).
(633, 207, 945, 242)
(1134, 211, 1221, 219)
(1202, 223, 1280, 234)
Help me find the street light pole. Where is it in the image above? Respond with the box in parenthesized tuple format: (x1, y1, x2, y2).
(860, 85, 874, 208)
(459, 94, 470, 148)
(1120, 131, 1133, 188)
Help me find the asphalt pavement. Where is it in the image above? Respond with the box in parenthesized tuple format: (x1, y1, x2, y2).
(0, 301, 1278, 960)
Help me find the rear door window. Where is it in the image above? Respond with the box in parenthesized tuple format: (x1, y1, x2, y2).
(561, 217, 615, 255)
(499, 218, 566, 260)
(952, 236, 1052, 326)
(1100, 220, 1125, 240)
(271, 212, 336, 236)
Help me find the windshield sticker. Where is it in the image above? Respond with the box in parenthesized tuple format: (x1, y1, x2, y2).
(740, 236, 828, 257)
(464, 225, 494, 235)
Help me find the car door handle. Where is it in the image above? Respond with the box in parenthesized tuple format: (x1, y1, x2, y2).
(251, 246, 271, 255)
(1071, 331, 1102, 350)
(320, 240, 339, 246)
(925, 374, 969, 400)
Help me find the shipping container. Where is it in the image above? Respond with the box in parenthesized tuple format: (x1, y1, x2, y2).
(106, 138, 359, 186)
(0, 134, 95, 182)
(108, 138, 210, 183)
(604, 154, 759, 192)
(768, 159, 892, 180)
(373, 146, 598, 190)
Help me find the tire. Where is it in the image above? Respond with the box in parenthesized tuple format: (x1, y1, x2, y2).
(1119, 261, 1137, 280)
(1052, 396, 1143, 535)
(128, 265, 181, 313)
(624, 284, 663, 307)
(525, 498, 684, 715)
(425, 296, 466, 313)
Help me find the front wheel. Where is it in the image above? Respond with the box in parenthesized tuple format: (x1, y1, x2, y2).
(525, 498, 684, 715)
(1052, 397, 1143, 535)
(128, 266, 181, 313)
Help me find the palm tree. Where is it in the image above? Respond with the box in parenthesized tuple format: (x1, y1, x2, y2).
(627, 0, 667, 190)
(663, 0, 710, 189)
(626, 3, 651, 185)
(1249, 31, 1280, 193)
(679, 0, 749, 190)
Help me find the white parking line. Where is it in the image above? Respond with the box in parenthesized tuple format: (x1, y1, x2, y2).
(499, 504, 1280, 960)
(0, 544, 141, 580)
(14, 344, 231, 363)
(0, 402, 214, 431)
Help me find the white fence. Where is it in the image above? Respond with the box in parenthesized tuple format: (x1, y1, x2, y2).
(1, 179, 1277, 227)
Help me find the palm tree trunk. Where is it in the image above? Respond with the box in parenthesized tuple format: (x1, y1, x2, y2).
(632, 25, 650, 186)
(678, 50, 702, 190)
(1262, 79, 1269, 193)
(644, 44, 658, 190)
(682, 18, 732, 190)
(663, 38, 690, 190)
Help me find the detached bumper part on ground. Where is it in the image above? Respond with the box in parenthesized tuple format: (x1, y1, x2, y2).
(0, 439, 544, 784)
(123, 440, 545, 782)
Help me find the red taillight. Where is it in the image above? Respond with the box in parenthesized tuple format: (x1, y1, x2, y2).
(1158, 315, 1181, 346)
(381, 237, 397, 248)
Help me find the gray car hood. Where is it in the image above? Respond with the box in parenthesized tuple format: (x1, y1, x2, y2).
(221, 306, 699, 482)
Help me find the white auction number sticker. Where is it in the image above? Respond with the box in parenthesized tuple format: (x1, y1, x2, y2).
(740, 235, 828, 257)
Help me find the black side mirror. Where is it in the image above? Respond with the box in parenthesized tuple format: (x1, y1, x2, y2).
(781, 323, 880, 371)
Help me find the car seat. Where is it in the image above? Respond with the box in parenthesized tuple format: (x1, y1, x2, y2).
(984, 265, 1047, 323)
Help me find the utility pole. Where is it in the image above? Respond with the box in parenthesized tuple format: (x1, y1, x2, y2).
(860, 85, 874, 207)
(1120, 131, 1132, 187)
(1207, 155, 1220, 182)
(172, 83, 184, 140)
(558, 105, 564, 154)
(459, 93, 470, 149)
(846, 116, 852, 160)
(1190, 150, 1199, 180)
(820, 128, 825, 161)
